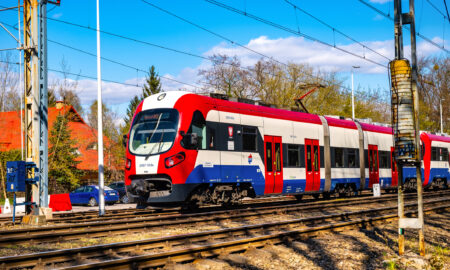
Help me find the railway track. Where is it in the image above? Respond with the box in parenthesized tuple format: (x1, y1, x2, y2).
(0, 190, 426, 225)
(0, 191, 448, 247)
(0, 198, 447, 269)
(0, 195, 295, 225)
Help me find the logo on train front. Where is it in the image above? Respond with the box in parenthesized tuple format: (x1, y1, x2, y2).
(248, 154, 252, 164)
(228, 126, 233, 137)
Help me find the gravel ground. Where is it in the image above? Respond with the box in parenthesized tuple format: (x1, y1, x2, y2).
(162, 210, 449, 270)
(0, 200, 448, 270)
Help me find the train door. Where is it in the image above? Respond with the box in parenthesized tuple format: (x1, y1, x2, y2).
(390, 147, 398, 186)
(264, 135, 283, 194)
(368, 144, 380, 188)
(305, 139, 321, 191)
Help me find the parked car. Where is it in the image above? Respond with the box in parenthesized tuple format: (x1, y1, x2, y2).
(69, 185, 119, 206)
(108, 181, 129, 203)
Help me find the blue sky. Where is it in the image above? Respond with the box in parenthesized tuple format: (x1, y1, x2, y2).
(0, 0, 448, 121)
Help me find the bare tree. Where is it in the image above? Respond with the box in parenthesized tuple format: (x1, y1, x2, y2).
(0, 52, 21, 112)
(49, 57, 82, 113)
(199, 54, 252, 98)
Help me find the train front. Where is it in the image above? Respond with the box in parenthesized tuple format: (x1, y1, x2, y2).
(123, 91, 204, 208)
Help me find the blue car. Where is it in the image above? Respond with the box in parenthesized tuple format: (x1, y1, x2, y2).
(69, 185, 120, 206)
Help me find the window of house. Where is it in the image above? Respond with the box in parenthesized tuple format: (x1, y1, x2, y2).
(242, 127, 257, 151)
(287, 145, 300, 167)
(334, 148, 344, 168)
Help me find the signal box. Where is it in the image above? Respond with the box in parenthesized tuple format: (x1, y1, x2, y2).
(6, 161, 39, 192)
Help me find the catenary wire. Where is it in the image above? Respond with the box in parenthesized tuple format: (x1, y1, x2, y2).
(358, 0, 450, 53)
(283, 0, 391, 61)
(203, 0, 388, 68)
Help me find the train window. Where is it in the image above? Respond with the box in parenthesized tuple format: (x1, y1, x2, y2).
(306, 145, 312, 171)
(378, 151, 388, 169)
(373, 151, 378, 171)
(348, 149, 357, 168)
(266, 142, 273, 171)
(207, 124, 216, 150)
(275, 143, 282, 172)
(442, 148, 449, 161)
(431, 147, 438, 161)
(313, 145, 319, 171)
(334, 148, 344, 168)
(185, 111, 206, 150)
(242, 127, 257, 151)
(287, 145, 300, 167)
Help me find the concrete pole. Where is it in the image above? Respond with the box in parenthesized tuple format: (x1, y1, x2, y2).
(96, 0, 105, 216)
(409, 0, 425, 256)
(393, 0, 405, 255)
(440, 99, 444, 134)
(351, 66, 360, 119)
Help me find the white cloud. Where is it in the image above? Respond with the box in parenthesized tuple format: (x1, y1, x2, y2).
(55, 35, 446, 117)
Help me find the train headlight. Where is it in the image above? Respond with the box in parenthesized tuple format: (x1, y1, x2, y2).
(165, 152, 186, 168)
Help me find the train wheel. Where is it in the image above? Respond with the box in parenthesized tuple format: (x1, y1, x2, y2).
(294, 195, 303, 201)
(323, 192, 331, 200)
(312, 194, 320, 199)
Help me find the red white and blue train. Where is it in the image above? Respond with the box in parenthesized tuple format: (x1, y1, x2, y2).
(123, 91, 450, 207)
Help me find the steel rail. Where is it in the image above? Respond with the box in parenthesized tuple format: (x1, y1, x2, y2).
(0, 193, 447, 247)
(0, 190, 438, 225)
(0, 199, 447, 270)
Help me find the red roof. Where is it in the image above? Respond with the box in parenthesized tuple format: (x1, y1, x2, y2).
(0, 105, 120, 171)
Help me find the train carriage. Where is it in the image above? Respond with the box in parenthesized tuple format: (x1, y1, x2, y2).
(123, 91, 450, 207)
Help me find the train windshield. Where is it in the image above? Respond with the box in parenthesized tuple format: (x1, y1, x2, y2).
(129, 109, 179, 156)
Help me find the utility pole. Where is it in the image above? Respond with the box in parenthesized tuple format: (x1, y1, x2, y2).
(97, 0, 105, 216)
(351, 65, 360, 119)
(23, 0, 40, 216)
(440, 99, 444, 134)
(391, 0, 425, 256)
(21, 0, 59, 223)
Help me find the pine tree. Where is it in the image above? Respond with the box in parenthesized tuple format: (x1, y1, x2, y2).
(122, 65, 163, 135)
(142, 65, 162, 98)
(48, 112, 81, 193)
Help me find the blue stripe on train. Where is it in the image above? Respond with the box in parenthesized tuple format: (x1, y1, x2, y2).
(185, 165, 449, 196)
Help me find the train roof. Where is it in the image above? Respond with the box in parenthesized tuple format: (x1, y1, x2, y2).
(147, 91, 448, 138)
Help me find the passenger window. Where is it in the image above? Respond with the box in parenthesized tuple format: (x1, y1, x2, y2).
(334, 148, 344, 168)
(306, 145, 312, 171)
(242, 127, 257, 151)
(275, 143, 281, 172)
(348, 149, 357, 168)
(266, 142, 273, 171)
(313, 145, 319, 171)
(287, 145, 300, 167)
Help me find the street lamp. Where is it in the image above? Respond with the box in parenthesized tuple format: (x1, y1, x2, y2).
(351, 65, 360, 119)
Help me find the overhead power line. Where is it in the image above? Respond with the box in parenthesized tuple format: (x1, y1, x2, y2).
(140, 0, 359, 93)
(358, 0, 450, 53)
(425, 0, 448, 20)
(283, 0, 391, 61)
(0, 20, 207, 91)
(203, 0, 388, 68)
(0, 59, 143, 88)
(444, 0, 450, 23)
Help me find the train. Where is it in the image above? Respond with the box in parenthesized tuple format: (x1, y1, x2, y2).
(123, 91, 450, 208)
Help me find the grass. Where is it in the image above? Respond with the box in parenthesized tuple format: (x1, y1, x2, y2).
(384, 260, 399, 270)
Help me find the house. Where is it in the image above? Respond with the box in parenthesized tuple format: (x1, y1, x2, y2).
(0, 101, 123, 182)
